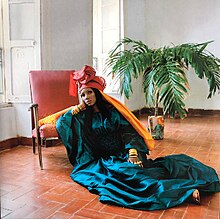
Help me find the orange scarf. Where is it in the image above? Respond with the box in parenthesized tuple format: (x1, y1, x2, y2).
(39, 92, 154, 151)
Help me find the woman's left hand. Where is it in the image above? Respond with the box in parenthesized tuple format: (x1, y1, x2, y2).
(128, 156, 143, 168)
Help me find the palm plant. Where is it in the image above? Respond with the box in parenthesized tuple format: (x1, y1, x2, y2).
(105, 37, 220, 118)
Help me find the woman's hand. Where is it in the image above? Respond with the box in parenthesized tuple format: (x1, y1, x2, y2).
(72, 102, 86, 115)
(128, 156, 143, 167)
(128, 149, 143, 167)
(78, 102, 86, 111)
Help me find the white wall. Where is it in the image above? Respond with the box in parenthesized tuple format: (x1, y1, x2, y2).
(142, 0, 220, 110)
(41, 0, 93, 70)
(123, 0, 147, 110)
(0, 106, 17, 141)
(122, 0, 220, 110)
(14, 103, 32, 137)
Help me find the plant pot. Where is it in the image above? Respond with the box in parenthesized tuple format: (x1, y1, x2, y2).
(148, 115, 164, 140)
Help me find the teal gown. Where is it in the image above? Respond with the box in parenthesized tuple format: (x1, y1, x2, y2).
(56, 108, 220, 210)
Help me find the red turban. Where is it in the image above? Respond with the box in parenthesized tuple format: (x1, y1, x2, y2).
(69, 65, 106, 96)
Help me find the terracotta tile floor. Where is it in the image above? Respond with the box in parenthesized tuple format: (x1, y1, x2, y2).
(1, 116, 220, 219)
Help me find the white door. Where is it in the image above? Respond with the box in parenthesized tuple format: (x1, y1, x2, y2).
(1, 0, 41, 103)
(93, 0, 124, 100)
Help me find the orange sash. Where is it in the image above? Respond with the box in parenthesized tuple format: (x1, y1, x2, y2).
(39, 92, 154, 151)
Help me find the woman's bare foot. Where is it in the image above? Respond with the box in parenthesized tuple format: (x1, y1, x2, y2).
(191, 189, 201, 205)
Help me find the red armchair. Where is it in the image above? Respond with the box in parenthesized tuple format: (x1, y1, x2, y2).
(29, 70, 79, 169)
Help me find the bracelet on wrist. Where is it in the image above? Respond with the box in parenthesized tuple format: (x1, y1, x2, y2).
(129, 148, 138, 157)
(76, 105, 81, 112)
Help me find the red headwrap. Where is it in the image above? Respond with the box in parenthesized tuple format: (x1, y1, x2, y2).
(69, 65, 106, 96)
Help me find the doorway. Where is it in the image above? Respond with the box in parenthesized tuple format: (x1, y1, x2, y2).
(93, 0, 124, 100)
(0, 0, 41, 104)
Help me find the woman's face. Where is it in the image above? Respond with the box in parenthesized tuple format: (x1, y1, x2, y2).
(80, 88, 97, 106)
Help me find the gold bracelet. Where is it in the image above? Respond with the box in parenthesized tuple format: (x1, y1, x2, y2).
(76, 105, 81, 112)
(129, 148, 138, 157)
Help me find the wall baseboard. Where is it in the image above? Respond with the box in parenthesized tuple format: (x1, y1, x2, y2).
(0, 137, 61, 151)
(187, 108, 220, 117)
(1, 108, 220, 151)
(0, 137, 19, 151)
(0, 137, 32, 151)
(133, 107, 220, 118)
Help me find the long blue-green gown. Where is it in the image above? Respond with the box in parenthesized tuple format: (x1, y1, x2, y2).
(56, 108, 220, 210)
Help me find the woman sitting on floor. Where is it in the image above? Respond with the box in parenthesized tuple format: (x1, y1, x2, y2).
(42, 65, 220, 210)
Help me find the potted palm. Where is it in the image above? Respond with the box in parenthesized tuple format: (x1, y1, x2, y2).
(105, 38, 220, 139)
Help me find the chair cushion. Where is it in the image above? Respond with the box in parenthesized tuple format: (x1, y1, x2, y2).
(32, 124, 59, 138)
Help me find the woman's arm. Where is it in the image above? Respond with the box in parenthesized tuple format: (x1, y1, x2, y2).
(115, 110, 149, 167)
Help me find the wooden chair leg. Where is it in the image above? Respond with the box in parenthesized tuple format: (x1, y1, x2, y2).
(36, 134, 43, 170)
(38, 141, 43, 170)
(41, 138, 46, 147)
(32, 137, 36, 154)
(33, 106, 43, 170)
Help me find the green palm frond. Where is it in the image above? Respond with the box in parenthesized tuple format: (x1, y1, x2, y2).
(104, 37, 220, 118)
(143, 68, 157, 107)
(158, 62, 189, 118)
(105, 37, 154, 98)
